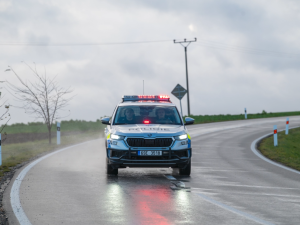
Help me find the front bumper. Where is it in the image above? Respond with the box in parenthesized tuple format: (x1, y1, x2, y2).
(107, 148, 192, 169)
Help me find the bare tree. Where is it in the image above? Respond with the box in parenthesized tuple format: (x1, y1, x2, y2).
(5, 63, 73, 144)
(0, 90, 11, 143)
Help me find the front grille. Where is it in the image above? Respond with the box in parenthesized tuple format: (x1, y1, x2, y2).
(126, 138, 173, 147)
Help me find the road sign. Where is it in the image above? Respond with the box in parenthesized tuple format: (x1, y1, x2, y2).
(171, 84, 187, 117)
(171, 84, 187, 100)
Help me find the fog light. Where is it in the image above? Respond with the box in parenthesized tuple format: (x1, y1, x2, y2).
(181, 141, 187, 145)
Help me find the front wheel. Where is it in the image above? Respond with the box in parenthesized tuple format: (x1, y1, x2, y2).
(179, 160, 191, 176)
(106, 158, 118, 175)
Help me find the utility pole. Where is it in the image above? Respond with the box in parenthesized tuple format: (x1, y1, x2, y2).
(174, 38, 197, 116)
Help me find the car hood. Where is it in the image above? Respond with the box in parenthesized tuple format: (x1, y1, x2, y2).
(112, 124, 186, 138)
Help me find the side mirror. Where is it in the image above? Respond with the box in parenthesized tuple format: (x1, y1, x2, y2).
(184, 117, 194, 125)
(101, 117, 111, 125)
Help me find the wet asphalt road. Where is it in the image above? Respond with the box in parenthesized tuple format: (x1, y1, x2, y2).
(4, 116, 300, 225)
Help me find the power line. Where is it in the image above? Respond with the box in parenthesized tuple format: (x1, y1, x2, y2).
(0, 40, 172, 46)
(1, 38, 299, 58)
(195, 39, 300, 58)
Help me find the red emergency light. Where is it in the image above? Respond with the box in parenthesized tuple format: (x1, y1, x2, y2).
(159, 95, 169, 99)
(122, 95, 171, 102)
(138, 95, 155, 99)
(143, 120, 150, 124)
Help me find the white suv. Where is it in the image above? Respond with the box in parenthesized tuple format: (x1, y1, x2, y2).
(101, 95, 194, 175)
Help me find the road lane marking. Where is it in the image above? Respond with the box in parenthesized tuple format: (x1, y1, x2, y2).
(10, 140, 96, 225)
(250, 126, 300, 175)
(192, 184, 299, 190)
(194, 192, 274, 225)
(277, 198, 300, 203)
(197, 184, 298, 190)
(192, 146, 245, 149)
(192, 156, 262, 160)
(193, 190, 300, 199)
(191, 167, 266, 172)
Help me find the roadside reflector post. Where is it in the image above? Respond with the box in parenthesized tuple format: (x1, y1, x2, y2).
(0, 133, 2, 166)
(286, 118, 289, 135)
(273, 125, 278, 147)
(245, 108, 247, 119)
(57, 122, 61, 145)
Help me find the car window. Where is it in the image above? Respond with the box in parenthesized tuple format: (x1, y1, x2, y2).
(113, 105, 182, 125)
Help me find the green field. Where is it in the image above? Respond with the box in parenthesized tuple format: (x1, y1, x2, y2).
(187, 111, 300, 124)
(258, 127, 300, 171)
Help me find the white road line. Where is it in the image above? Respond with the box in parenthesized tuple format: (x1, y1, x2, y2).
(192, 146, 244, 149)
(250, 126, 300, 176)
(10, 140, 93, 225)
(277, 198, 300, 203)
(192, 168, 266, 172)
(194, 191, 300, 199)
(192, 184, 298, 190)
(192, 157, 261, 160)
(231, 193, 300, 198)
(194, 192, 274, 225)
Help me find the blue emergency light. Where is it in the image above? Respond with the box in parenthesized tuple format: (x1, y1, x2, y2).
(122, 95, 171, 102)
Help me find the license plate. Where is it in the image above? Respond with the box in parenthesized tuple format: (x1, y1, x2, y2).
(138, 151, 162, 156)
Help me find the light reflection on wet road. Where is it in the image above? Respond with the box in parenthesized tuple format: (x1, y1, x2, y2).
(103, 170, 192, 225)
(6, 117, 300, 224)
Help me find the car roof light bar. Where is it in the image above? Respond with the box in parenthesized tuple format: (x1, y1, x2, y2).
(122, 95, 171, 102)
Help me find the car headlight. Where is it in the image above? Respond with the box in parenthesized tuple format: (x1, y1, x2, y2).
(111, 134, 125, 140)
(175, 134, 188, 140)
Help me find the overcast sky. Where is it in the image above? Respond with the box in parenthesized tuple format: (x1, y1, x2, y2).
(1, 0, 300, 124)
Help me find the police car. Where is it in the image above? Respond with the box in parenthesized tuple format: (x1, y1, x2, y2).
(101, 95, 194, 175)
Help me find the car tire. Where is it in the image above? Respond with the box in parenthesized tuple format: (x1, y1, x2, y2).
(106, 158, 118, 175)
(179, 160, 191, 176)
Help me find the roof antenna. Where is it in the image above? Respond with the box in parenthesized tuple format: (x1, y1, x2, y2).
(143, 80, 144, 95)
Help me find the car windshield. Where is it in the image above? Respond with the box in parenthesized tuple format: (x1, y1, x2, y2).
(113, 105, 182, 125)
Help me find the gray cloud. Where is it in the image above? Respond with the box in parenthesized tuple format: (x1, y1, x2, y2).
(1, 0, 300, 124)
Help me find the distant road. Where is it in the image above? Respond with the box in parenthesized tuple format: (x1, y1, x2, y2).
(4, 116, 300, 225)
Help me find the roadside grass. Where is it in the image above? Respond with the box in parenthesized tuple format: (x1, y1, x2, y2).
(258, 127, 300, 171)
(187, 111, 300, 124)
(0, 130, 103, 177)
(2, 119, 105, 134)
